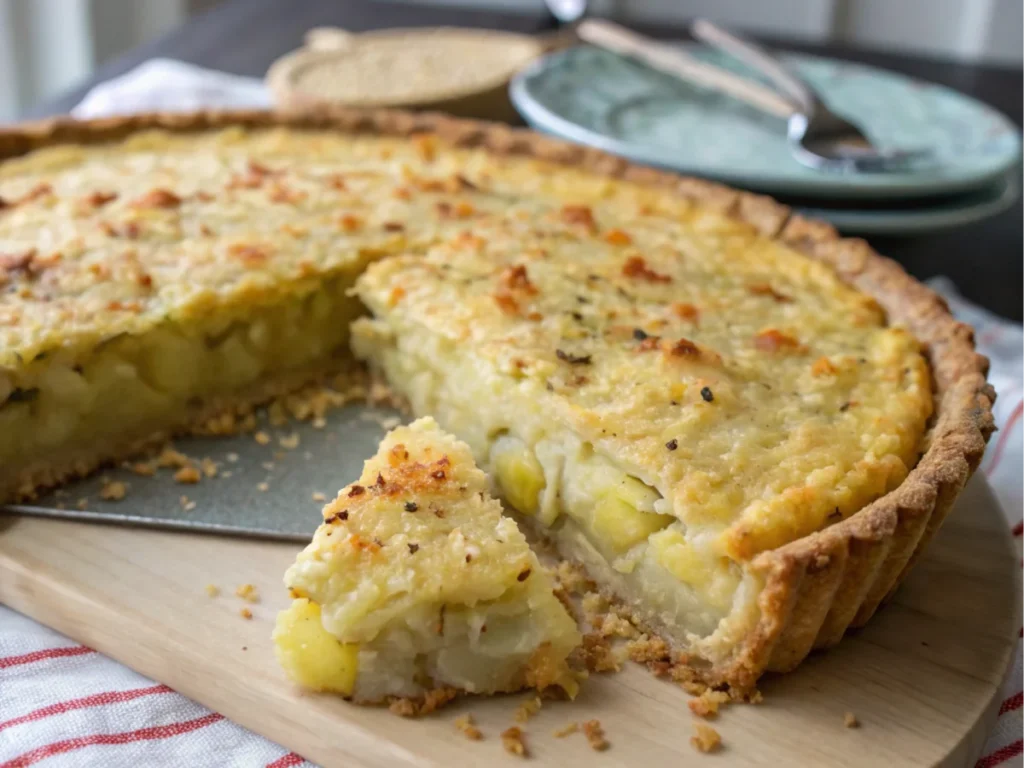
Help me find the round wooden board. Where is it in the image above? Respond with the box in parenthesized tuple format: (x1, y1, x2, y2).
(0, 476, 1019, 767)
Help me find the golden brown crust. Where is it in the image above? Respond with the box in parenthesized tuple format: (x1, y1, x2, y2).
(0, 108, 994, 690)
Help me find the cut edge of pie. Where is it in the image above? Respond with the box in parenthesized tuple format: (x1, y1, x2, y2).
(0, 108, 995, 693)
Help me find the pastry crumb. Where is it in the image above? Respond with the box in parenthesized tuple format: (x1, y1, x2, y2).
(387, 687, 458, 717)
(582, 719, 609, 751)
(239, 607, 253, 620)
(577, 633, 620, 673)
(454, 714, 483, 740)
(254, 430, 271, 445)
(257, 481, 270, 492)
(312, 416, 327, 429)
(500, 726, 527, 757)
(99, 479, 127, 501)
(76, 497, 88, 510)
(129, 461, 156, 477)
(261, 461, 275, 471)
(311, 491, 327, 503)
(514, 695, 542, 723)
(279, 432, 300, 450)
(553, 722, 579, 738)
(226, 452, 239, 463)
(690, 722, 721, 753)
(204, 584, 220, 597)
(174, 466, 201, 484)
(689, 690, 731, 719)
(235, 583, 260, 603)
(553, 560, 594, 595)
(200, 457, 219, 478)
(157, 446, 192, 469)
(844, 712, 859, 728)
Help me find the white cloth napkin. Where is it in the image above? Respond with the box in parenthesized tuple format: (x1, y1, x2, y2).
(1, 60, 1020, 768)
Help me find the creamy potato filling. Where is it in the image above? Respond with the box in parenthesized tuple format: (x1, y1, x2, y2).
(0, 273, 362, 475)
(276, 586, 574, 701)
(351, 318, 762, 659)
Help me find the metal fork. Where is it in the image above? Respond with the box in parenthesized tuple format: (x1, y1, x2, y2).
(688, 19, 929, 173)
(575, 18, 928, 173)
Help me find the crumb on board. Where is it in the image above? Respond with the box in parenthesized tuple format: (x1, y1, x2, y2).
(844, 712, 859, 729)
(576, 633, 621, 673)
(204, 584, 220, 598)
(553, 723, 579, 738)
(76, 497, 88, 510)
(690, 723, 721, 753)
(221, 470, 233, 479)
(689, 690, 731, 719)
(99, 479, 127, 501)
(582, 719, 609, 752)
(257, 481, 270, 492)
(262, 461, 275, 471)
(279, 432, 300, 450)
(387, 687, 458, 717)
(514, 696, 542, 723)
(200, 457, 219, 478)
(254, 430, 271, 446)
(312, 416, 327, 429)
(312, 491, 327, 503)
(454, 714, 483, 741)
(235, 583, 260, 603)
(239, 607, 253, 620)
(226, 452, 239, 463)
(500, 726, 527, 757)
(174, 466, 201, 484)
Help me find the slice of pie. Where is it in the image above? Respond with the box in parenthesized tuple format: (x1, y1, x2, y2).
(273, 416, 581, 705)
(0, 111, 994, 691)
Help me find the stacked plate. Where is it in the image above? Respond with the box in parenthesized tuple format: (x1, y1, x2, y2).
(510, 45, 1021, 234)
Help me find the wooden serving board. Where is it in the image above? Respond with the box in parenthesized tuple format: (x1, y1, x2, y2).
(0, 477, 1019, 767)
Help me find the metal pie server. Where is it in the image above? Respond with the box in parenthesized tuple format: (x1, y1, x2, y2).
(2, 401, 405, 542)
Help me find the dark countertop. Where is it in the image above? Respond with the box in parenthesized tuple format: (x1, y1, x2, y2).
(21, 0, 1023, 320)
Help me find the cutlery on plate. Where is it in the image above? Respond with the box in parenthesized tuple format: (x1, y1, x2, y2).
(575, 18, 928, 173)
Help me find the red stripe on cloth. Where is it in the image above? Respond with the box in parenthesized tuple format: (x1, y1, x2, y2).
(0, 646, 94, 670)
(0, 684, 173, 732)
(986, 400, 1023, 477)
(0, 712, 223, 768)
(976, 739, 1023, 768)
(999, 692, 1023, 715)
(267, 753, 305, 768)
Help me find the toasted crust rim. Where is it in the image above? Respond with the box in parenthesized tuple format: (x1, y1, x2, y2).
(0, 108, 995, 690)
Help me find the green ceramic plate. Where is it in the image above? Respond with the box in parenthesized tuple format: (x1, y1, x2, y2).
(510, 46, 1022, 200)
(801, 172, 1019, 235)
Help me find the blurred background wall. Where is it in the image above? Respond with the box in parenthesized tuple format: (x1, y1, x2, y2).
(0, 0, 1020, 122)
